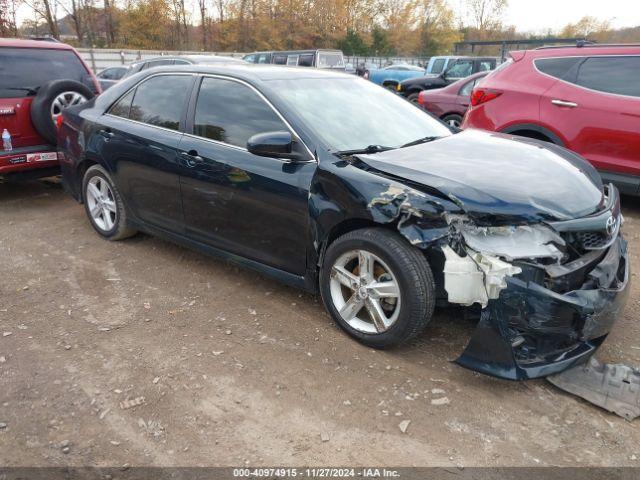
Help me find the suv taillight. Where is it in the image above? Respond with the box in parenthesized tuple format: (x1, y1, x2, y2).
(471, 88, 502, 107)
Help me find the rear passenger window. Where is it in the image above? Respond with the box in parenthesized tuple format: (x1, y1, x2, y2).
(459, 78, 476, 96)
(193, 77, 288, 148)
(109, 90, 135, 118)
(535, 57, 581, 80)
(142, 59, 175, 70)
(273, 55, 287, 65)
(576, 56, 640, 97)
(129, 75, 192, 130)
(298, 54, 314, 67)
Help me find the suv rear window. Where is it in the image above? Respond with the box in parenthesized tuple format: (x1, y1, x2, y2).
(0, 47, 93, 98)
(534, 57, 581, 80)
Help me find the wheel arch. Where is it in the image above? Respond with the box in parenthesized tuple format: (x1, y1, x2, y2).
(381, 79, 399, 90)
(500, 123, 566, 147)
(75, 157, 100, 203)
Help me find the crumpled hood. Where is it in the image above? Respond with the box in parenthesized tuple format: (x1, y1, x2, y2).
(358, 129, 604, 223)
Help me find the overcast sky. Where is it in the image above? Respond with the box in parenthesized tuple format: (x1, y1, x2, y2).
(16, 0, 640, 33)
(449, 0, 640, 33)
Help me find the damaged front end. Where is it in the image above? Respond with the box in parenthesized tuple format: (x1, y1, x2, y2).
(448, 186, 629, 380)
(365, 177, 629, 380)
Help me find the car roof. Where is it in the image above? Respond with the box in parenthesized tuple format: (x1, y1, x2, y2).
(0, 37, 76, 50)
(517, 44, 640, 58)
(129, 54, 244, 66)
(136, 63, 350, 82)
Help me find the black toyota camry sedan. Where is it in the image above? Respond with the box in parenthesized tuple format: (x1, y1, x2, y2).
(57, 65, 629, 380)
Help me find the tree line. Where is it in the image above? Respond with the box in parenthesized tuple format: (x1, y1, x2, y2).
(1, 0, 639, 56)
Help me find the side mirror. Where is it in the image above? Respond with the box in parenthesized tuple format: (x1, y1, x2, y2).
(247, 131, 301, 160)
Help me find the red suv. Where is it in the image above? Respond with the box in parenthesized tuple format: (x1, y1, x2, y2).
(0, 39, 100, 180)
(462, 44, 640, 195)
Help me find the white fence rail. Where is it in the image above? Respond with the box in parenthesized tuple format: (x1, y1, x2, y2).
(77, 48, 246, 72)
(77, 48, 429, 72)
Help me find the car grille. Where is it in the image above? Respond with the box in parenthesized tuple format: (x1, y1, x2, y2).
(575, 231, 609, 250)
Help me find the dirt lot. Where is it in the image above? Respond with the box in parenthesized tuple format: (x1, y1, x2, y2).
(1, 178, 639, 468)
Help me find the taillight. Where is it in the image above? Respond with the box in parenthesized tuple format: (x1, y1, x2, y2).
(471, 88, 502, 107)
(56, 115, 64, 129)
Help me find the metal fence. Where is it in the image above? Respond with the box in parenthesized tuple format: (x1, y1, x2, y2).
(77, 48, 430, 72)
(77, 48, 246, 72)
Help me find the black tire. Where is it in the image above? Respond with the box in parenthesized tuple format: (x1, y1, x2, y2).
(30, 80, 94, 145)
(407, 92, 421, 106)
(320, 228, 435, 349)
(82, 165, 136, 241)
(442, 114, 463, 128)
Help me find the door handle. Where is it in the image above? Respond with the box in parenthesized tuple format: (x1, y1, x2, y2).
(99, 129, 114, 140)
(551, 99, 578, 108)
(180, 150, 204, 166)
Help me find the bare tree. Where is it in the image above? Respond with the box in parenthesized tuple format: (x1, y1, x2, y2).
(24, 0, 60, 38)
(104, 0, 115, 46)
(198, 0, 208, 49)
(58, 0, 85, 43)
(466, 0, 507, 33)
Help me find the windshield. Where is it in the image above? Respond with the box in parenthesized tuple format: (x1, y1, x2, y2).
(0, 47, 93, 98)
(270, 77, 451, 151)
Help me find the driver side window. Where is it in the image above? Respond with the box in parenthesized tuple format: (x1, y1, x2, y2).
(446, 61, 473, 78)
(193, 77, 289, 149)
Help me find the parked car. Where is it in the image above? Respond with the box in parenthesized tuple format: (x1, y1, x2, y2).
(367, 63, 426, 89)
(242, 49, 345, 70)
(418, 71, 489, 127)
(358, 62, 379, 78)
(398, 57, 498, 104)
(58, 64, 628, 381)
(123, 54, 245, 79)
(426, 56, 464, 75)
(96, 66, 129, 91)
(0, 38, 100, 180)
(462, 44, 640, 195)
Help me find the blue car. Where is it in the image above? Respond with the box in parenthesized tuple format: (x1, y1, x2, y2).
(367, 64, 426, 89)
(367, 57, 465, 90)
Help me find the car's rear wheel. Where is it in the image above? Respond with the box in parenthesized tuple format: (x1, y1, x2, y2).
(30, 80, 93, 145)
(320, 228, 435, 348)
(442, 114, 463, 128)
(407, 92, 421, 106)
(82, 165, 136, 240)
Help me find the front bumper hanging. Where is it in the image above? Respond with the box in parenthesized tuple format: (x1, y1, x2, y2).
(456, 235, 629, 380)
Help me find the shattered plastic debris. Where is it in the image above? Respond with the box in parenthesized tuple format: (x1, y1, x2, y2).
(120, 396, 146, 410)
(547, 356, 640, 420)
(398, 420, 411, 433)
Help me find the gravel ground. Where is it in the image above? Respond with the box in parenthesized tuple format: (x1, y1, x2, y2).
(1, 178, 639, 468)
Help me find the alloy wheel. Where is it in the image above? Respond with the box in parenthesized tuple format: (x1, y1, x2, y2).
(86, 176, 117, 232)
(329, 249, 401, 334)
(50, 91, 88, 123)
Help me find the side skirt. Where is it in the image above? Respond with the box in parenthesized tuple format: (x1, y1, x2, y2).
(129, 219, 312, 293)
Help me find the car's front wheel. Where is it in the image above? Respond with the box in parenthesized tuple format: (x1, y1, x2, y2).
(320, 228, 435, 348)
(82, 165, 137, 240)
